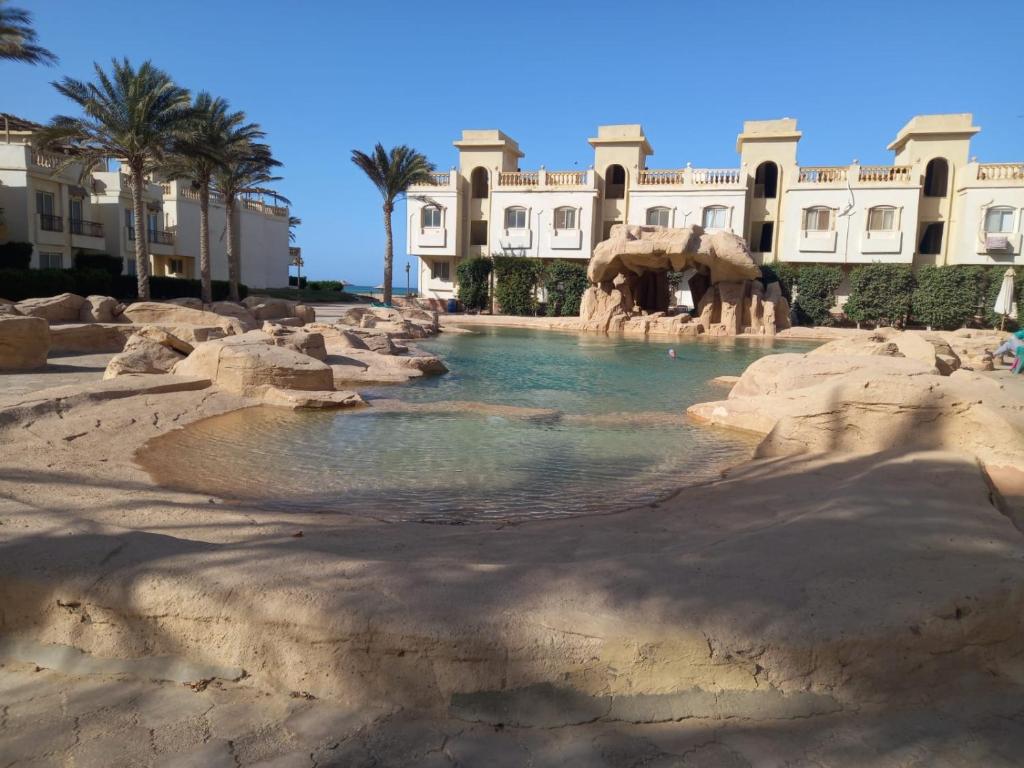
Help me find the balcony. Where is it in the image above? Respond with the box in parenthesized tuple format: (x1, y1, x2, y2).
(857, 165, 912, 183)
(635, 167, 742, 188)
(977, 163, 1024, 181)
(70, 219, 104, 237)
(128, 228, 175, 246)
(494, 168, 593, 190)
(798, 166, 848, 184)
(408, 170, 457, 191)
(797, 164, 915, 185)
(39, 213, 63, 232)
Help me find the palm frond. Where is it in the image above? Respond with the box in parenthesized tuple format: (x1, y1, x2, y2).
(351, 143, 434, 205)
(0, 0, 57, 64)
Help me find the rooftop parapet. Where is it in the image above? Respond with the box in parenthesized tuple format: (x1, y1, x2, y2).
(887, 113, 980, 152)
(736, 118, 802, 152)
(453, 129, 524, 158)
(588, 124, 653, 156)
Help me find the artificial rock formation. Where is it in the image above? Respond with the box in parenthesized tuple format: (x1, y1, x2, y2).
(580, 225, 791, 337)
(0, 316, 49, 370)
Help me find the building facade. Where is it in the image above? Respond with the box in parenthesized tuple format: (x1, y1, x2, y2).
(407, 115, 1024, 306)
(0, 113, 292, 289)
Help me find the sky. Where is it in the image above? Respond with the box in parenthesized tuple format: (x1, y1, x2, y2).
(4, 0, 1022, 285)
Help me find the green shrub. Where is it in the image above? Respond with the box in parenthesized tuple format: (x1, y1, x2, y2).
(492, 256, 542, 316)
(911, 265, 986, 330)
(0, 242, 33, 270)
(0, 268, 247, 303)
(843, 263, 914, 327)
(73, 252, 123, 276)
(456, 257, 492, 311)
(307, 280, 347, 292)
(542, 260, 588, 317)
(759, 262, 799, 303)
(789, 264, 843, 326)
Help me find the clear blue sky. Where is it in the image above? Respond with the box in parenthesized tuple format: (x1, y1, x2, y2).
(5, 0, 1022, 284)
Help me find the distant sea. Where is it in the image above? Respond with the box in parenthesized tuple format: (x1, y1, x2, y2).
(344, 285, 417, 296)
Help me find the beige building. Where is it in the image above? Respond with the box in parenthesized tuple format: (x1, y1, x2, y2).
(407, 114, 1024, 305)
(0, 113, 292, 289)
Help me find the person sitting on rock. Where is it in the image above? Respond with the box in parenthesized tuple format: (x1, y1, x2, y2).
(989, 330, 1024, 371)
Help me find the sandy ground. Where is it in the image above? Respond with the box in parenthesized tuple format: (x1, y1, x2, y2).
(2, 332, 1024, 765)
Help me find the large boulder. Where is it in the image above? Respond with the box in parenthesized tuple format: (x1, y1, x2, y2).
(209, 301, 259, 331)
(354, 330, 398, 355)
(0, 316, 49, 370)
(78, 295, 123, 323)
(295, 304, 316, 324)
(49, 323, 133, 353)
(15, 293, 85, 323)
(242, 297, 296, 321)
(889, 331, 961, 376)
(103, 332, 188, 379)
(261, 323, 328, 361)
(130, 326, 194, 355)
(167, 297, 204, 310)
(121, 302, 243, 335)
(173, 337, 334, 397)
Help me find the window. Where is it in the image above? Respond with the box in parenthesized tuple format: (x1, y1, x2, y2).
(924, 158, 948, 198)
(554, 207, 577, 230)
(168, 258, 184, 274)
(985, 206, 1014, 233)
(803, 206, 832, 231)
(645, 207, 670, 227)
(504, 206, 527, 229)
(752, 221, 774, 252)
(470, 220, 488, 246)
(35, 191, 54, 216)
(431, 260, 451, 281)
(919, 222, 944, 255)
(605, 164, 626, 199)
(69, 198, 83, 223)
(471, 167, 489, 198)
(147, 211, 159, 236)
(702, 206, 728, 229)
(867, 206, 896, 231)
(421, 205, 442, 228)
(754, 162, 778, 198)
(39, 252, 63, 269)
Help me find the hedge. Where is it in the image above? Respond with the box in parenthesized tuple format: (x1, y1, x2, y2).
(456, 257, 492, 311)
(787, 264, 843, 326)
(0, 268, 247, 303)
(843, 263, 914, 327)
(911, 266, 982, 330)
(0, 241, 32, 270)
(542, 260, 588, 317)
(73, 252, 123, 276)
(493, 256, 542, 316)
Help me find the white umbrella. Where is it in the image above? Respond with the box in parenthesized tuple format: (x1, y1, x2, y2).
(993, 267, 1018, 328)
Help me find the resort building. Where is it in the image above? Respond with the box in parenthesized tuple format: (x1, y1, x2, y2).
(408, 114, 1024, 306)
(0, 113, 292, 288)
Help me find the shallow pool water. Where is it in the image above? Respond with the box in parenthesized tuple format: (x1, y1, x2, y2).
(137, 328, 813, 522)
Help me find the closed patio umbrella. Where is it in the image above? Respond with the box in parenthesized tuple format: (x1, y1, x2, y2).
(993, 267, 1018, 328)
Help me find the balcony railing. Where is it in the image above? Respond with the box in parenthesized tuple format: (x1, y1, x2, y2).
(798, 166, 848, 184)
(638, 169, 685, 186)
(691, 168, 741, 185)
(70, 218, 104, 237)
(240, 197, 288, 217)
(39, 214, 63, 232)
(127, 227, 174, 245)
(30, 149, 67, 170)
(857, 165, 912, 183)
(498, 171, 539, 187)
(977, 162, 1024, 181)
(545, 170, 588, 186)
(636, 167, 742, 186)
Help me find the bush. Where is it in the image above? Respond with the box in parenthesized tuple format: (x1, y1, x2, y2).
(843, 263, 915, 327)
(73, 252, 123, 276)
(492, 256, 542, 316)
(456, 257, 492, 311)
(789, 264, 843, 326)
(0, 242, 32, 270)
(911, 265, 987, 330)
(307, 280, 346, 292)
(759, 263, 797, 303)
(542, 260, 588, 317)
(0, 268, 247, 303)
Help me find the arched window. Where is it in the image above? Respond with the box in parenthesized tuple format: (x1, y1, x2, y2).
(803, 206, 832, 231)
(754, 162, 778, 198)
(702, 205, 728, 229)
(471, 167, 489, 198)
(420, 205, 442, 228)
(866, 205, 896, 231)
(553, 206, 577, 230)
(924, 158, 948, 198)
(605, 164, 626, 199)
(504, 206, 527, 229)
(646, 206, 670, 227)
(985, 206, 1015, 233)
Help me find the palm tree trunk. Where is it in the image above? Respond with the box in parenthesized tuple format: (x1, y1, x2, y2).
(225, 197, 239, 302)
(382, 201, 394, 306)
(130, 164, 150, 301)
(199, 183, 211, 304)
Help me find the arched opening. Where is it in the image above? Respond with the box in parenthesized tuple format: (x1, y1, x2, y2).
(605, 164, 625, 199)
(924, 158, 948, 198)
(471, 167, 489, 198)
(754, 161, 778, 198)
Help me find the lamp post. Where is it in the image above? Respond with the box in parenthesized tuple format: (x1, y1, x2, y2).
(405, 261, 410, 299)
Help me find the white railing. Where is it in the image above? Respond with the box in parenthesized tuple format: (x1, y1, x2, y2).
(426, 171, 450, 185)
(691, 168, 741, 185)
(240, 197, 288, 217)
(977, 163, 1024, 181)
(30, 149, 66, 169)
(857, 165, 912, 183)
(638, 169, 685, 186)
(798, 166, 848, 183)
(545, 169, 588, 186)
(498, 171, 539, 186)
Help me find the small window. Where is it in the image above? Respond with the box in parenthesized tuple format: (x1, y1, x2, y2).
(35, 191, 55, 215)
(504, 206, 527, 229)
(752, 221, 774, 252)
(646, 206, 670, 227)
(554, 207, 577, 230)
(39, 252, 63, 269)
(803, 206, 832, 232)
(421, 206, 442, 228)
(431, 260, 451, 281)
(919, 222, 944, 255)
(985, 206, 1014, 234)
(471, 167, 489, 198)
(702, 206, 728, 229)
(470, 220, 488, 246)
(867, 206, 896, 231)
(168, 258, 185, 274)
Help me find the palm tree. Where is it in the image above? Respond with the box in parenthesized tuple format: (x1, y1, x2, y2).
(351, 144, 433, 306)
(36, 59, 192, 300)
(164, 93, 264, 303)
(0, 1, 56, 65)
(213, 143, 286, 302)
(288, 215, 301, 243)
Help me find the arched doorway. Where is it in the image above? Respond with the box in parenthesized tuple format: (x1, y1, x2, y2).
(754, 161, 778, 198)
(923, 158, 948, 197)
(470, 167, 489, 198)
(605, 164, 625, 199)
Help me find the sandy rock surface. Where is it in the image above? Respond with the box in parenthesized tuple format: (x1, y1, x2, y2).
(0, 315, 49, 370)
(121, 301, 244, 335)
(14, 292, 85, 322)
(78, 294, 123, 323)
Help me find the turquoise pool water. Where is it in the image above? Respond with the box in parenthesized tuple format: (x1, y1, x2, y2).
(139, 328, 813, 522)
